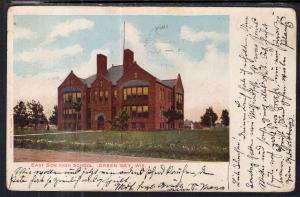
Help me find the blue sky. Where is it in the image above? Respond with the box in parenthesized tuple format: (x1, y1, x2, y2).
(13, 15, 229, 121)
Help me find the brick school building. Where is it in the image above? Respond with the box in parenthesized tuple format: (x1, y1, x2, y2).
(57, 49, 184, 131)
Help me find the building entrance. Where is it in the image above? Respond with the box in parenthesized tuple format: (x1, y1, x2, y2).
(96, 113, 105, 130)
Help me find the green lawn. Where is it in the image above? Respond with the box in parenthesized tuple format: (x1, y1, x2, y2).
(14, 128, 58, 135)
(14, 128, 229, 161)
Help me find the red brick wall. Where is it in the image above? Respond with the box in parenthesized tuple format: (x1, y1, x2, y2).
(90, 76, 113, 130)
(174, 76, 184, 128)
(58, 71, 87, 130)
(58, 50, 184, 131)
(116, 62, 157, 131)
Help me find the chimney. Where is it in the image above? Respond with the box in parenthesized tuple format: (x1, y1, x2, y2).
(123, 49, 134, 71)
(97, 54, 107, 76)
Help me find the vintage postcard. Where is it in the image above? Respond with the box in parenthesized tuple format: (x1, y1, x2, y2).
(7, 6, 296, 192)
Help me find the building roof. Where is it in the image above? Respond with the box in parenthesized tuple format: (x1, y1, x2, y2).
(79, 75, 96, 87)
(79, 65, 123, 87)
(79, 64, 177, 89)
(121, 80, 150, 88)
(160, 79, 177, 88)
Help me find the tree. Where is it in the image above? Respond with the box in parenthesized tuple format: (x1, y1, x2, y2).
(49, 105, 58, 125)
(200, 107, 218, 128)
(108, 110, 129, 131)
(27, 100, 48, 129)
(163, 108, 183, 128)
(13, 101, 29, 129)
(71, 99, 82, 130)
(220, 109, 229, 127)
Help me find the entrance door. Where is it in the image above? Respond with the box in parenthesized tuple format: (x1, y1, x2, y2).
(97, 115, 105, 130)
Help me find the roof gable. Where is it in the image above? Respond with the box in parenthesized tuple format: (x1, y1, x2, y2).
(175, 74, 184, 93)
(160, 79, 176, 88)
(59, 71, 84, 89)
(80, 65, 123, 87)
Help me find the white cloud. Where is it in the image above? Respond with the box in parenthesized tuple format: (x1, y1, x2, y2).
(124, 22, 229, 120)
(155, 41, 229, 120)
(180, 25, 227, 43)
(14, 27, 37, 40)
(16, 44, 83, 64)
(13, 48, 110, 117)
(13, 21, 229, 122)
(123, 22, 149, 66)
(44, 18, 94, 44)
(14, 72, 66, 118)
(125, 22, 146, 55)
(74, 48, 110, 78)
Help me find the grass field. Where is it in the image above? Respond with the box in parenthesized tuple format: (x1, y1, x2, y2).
(14, 128, 229, 161)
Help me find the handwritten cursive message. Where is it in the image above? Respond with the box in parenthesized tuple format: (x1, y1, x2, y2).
(231, 10, 296, 191)
(8, 163, 226, 191)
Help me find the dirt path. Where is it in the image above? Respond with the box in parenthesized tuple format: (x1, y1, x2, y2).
(14, 148, 186, 162)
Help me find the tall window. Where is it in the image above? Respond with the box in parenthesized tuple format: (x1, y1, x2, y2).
(124, 105, 149, 118)
(176, 93, 183, 110)
(143, 87, 149, 95)
(114, 90, 117, 99)
(72, 92, 76, 102)
(127, 88, 132, 96)
(77, 92, 81, 99)
(63, 92, 81, 103)
(160, 88, 164, 100)
(126, 106, 131, 114)
(63, 91, 82, 120)
(137, 87, 143, 95)
(160, 106, 164, 116)
(132, 106, 137, 112)
(131, 106, 137, 117)
(105, 90, 108, 100)
(143, 105, 148, 113)
(137, 106, 142, 113)
(123, 86, 148, 101)
(143, 105, 149, 117)
(99, 91, 103, 101)
(123, 89, 127, 100)
(94, 91, 97, 101)
(63, 94, 67, 103)
(132, 87, 137, 95)
(176, 93, 183, 104)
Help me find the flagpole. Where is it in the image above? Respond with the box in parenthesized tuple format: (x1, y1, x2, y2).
(123, 21, 125, 51)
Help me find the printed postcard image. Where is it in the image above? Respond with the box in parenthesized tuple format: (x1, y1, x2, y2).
(6, 6, 296, 192)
